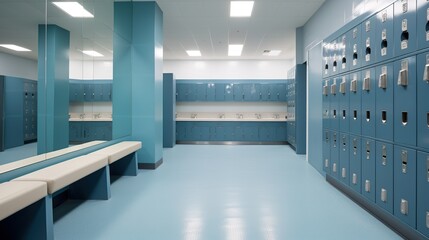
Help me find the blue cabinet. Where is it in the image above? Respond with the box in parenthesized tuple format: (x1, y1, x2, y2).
(416, 151, 429, 238)
(233, 84, 244, 101)
(417, 0, 429, 50)
(206, 83, 216, 101)
(376, 141, 394, 214)
(322, 43, 331, 78)
(322, 79, 331, 130)
(349, 72, 362, 135)
(349, 26, 362, 71)
(361, 15, 377, 66)
(69, 82, 84, 102)
(338, 75, 349, 132)
(69, 80, 112, 102)
(323, 130, 331, 174)
(196, 84, 207, 101)
(394, 145, 416, 228)
(349, 135, 362, 193)
(394, 56, 417, 147)
(339, 133, 350, 185)
(376, 4, 394, 62)
(394, 0, 417, 57)
(361, 68, 376, 138)
(417, 51, 429, 150)
(338, 34, 349, 73)
(69, 121, 112, 143)
(330, 131, 340, 179)
(331, 40, 339, 75)
(361, 138, 376, 202)
(375, 63, 394, 142)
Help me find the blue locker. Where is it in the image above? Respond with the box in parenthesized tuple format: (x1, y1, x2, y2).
(417, 52, 429, 149)
(361, 15, 377, 66)
(339, 133, 350, 185)
(275, 125, 287, 141)
(375, 63, 394, 141)
(339, 75, 349, 132)
(330, 131, 340, 179)
(361, 138, 376, 202)
(349, 135, 362, 193)
(176, 122, 187, 141)
(260, 125, 277, 141)
(394, 145, 416, 228)
(84, 83, 95, 101)
(376, 141, 394, 214)
(330, 77, 340, 131)
(416, 151, 429, 238)
(233, 83, 244, 101)
(349, 26, 362, 71)
(243, 83, 260, 101)
(376, 4, 394, 62)
(394, 56, 417, 146)
(322, 79, 331, 130)
(394, 0, 417, 57)
(225, 84, 234, 101)
(361, 68, 376, 137)
(260, 84, 271, 101)
(273, 83, 286, 101)
(349, 71, 362, 135)
(196, 83, 207, 101)
(206, 83, 216, 101)
(417, 0, 429, 50)
(242, 123, 259, 141)
(339, 34, 349, 73)
(322, 42, 331, 78)
(176, 83, 186, 101)
(215, 83, 225, 101)
(102, 82, 112, 101)
(331, 40, 339, 76)
(323, 130, 331, 174)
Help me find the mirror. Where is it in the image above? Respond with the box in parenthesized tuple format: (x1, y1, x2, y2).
(0, 0, 116, 169)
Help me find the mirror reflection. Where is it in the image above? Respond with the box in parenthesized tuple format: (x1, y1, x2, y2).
(0, 0, 114, 167)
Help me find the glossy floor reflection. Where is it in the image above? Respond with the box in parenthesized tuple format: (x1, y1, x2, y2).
(54, 145, 401, 240)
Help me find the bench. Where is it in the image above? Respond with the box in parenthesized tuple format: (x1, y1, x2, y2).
(0, 181, 53, 240)
(89, 141, 142, 177)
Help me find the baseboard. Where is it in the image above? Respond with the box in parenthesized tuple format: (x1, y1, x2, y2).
(176, 141, 288, 145)
(138, 158, 163, 170)
(326, 175, 429, 240)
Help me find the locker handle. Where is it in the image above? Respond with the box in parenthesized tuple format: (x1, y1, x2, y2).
(339, 81, 346, 94)
(331, 84, 337, 95)
(353, 110, 357, 120)
(325, 64, 328, 70)
(382, 111, 387, 124)
(365, 180, 371, 192)
(426, 156, 429, 182)
(333, 110, 337, 119)
(363, 77, 370, 91)
(366, 111, 370, 122)
(352, 173, 357, 185)
(381, 39, 388, 49)
(401, 150, 408, 174)
(423, 64, 429, 82)
(400, 199, 408, 215)
(341, 168, 346, 178)
(402, 112, 408, 126)
(341, 57, 346, 64)
(398, 69, 408, 86)
(324, 159, 329, 168)
(350, 79, 357, 92)
(382, 145, 387, 166)
(426, 212, 429, 229)
(342, 110, 346, 119)
(332, 163, 337, 173)
(381, 188, 387, 202)
(378, 73, 387, 89)
(353, 52, 358, 60)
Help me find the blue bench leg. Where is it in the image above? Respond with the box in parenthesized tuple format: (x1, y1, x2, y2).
(0, 196, 54, 240)
(110, 152, 138, 176)
(69, 165, 111, 200)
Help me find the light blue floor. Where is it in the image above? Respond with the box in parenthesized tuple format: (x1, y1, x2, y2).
(0, 142, 37, 164)
(54, 145, 401, 240)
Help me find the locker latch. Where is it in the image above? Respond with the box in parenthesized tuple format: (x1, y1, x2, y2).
(424, 64, 429, 82)
(366, 141, 371, 159)
(381, 188, 387, 202)
(323, 85, 328, 96)
(325, 159, 329, 168)
(426, 156, 429, 182)
(331, 83, 337, 95)
(339, 81, 346, 94)
(342, 136, 346, 151)
(352, 173, 357, 185)
(333, 133, 337, 148)
(401, 19, 409, 50)
(401, 150, 408, 174)
(401, 0, 408, 13)
(332, 163, 337, 173)
(398, 69, 408, 86)
(400, 199, 409, 215)
(381, 30, 387, 56)
(426, 9, 429, 41)
(353, 44, 358, 66)
(426, 212, 429, 229)
(382, 145, 387, 166)
(353, 139, 357, 156)
(365, 180, 371, 192)
(379, 73, 387, 89)
(365, 38, 371, 62)
(363, 76, 370, 91)
(342, 168, 346, 178)
(325, 131, 329, 142)
(350, 79, 357, 92)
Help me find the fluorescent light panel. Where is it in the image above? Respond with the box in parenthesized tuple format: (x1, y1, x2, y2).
(228, 44, 243, 56)
(262, 50, 282, 56)
(82, 50, 103, 57)
(186, 50, 201, 57)
(53, 2, 94, 18)
(230, 1, 254, 17)
(0, 44, 31, 52)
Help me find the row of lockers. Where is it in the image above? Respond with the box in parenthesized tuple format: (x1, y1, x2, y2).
(176, 121, 287, 142)
(23, 81, 37, 142)
(69, 121, 112, 143)
(69, 80, 112, 102)
(176, 81, 289, 102)
(322, 51, 429, 150)
(322, 131, 429, 238)
(323, 0, 429, 78)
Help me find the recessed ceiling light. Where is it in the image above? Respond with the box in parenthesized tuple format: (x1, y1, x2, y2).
(0, 44, 31, 52)
(262, 50, 282, 56)
(53, 2, 94, 18)
(228, 44, 243, 56)
(186, 50, 201, 57)
(82, 50, 103, 57)
(230, 1, 254, 17)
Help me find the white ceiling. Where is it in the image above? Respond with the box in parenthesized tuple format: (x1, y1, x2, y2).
(0, 0, 324, 61)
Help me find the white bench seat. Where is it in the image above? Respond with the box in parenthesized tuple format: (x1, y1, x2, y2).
(90, 141, 141, 164)
(0, 181, 47, 221)
(13, 155, 108, 195)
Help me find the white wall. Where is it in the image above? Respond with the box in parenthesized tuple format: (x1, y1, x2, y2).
(164, 60, 294, 79)
(0, 52, 37, 80)
(69, 60, 113, 80)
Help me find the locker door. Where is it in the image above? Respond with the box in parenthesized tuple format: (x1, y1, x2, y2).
(375, 63, 394, 142)
(330, 77, 340, 131)
(417, 151, 429, 238)
(196, 84, 207, 101)
(361, 15, 377, 66)
(394, 146, 417, 227)
(225, 84, 234, 101)
(176, 83, 186, 101)
(376, 5, 394, 62)
(361, 138, 376, 202)
(349, 27, 362, 71)
(84, 83, 94, 101)
(233, 84, 244, 101)
(331, 40, 339, 75)
(417, 0, 429, 50)
(215, 83, 225, 101)
(260, 84, 271, 101)
(417, 52, 429, 150)
(206, 83, 216, 101)
(376, 141, 394, 214)
(339, 75, 350, 133)
(394, 0, 417, 57)
(323, 130, 331, 174)
(339, 34, 349, 73)
(322, 42, 331, 78)
(274, 83, 286, 101)
(349, 72, 362, 135)
(361, 68, 376, 138)
(322, 79, 331, 130)
(330, 131, 340, 179)
(339, 133, 350, 185)
(394, 56, 417, 146)
(349, 135, 362, 193)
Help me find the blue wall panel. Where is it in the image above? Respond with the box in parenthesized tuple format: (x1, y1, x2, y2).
(163, 73, 176, 148)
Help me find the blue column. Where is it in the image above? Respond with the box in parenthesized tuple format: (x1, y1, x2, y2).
(37, 24, 70, 154)
(114, 2, 163, 169)
(163, 73, 176, 148)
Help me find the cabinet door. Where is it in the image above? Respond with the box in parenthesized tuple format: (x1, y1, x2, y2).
(225, 84, 234, 101)
(93, 83, 103, 101)
(215, 83, 225, 101)
(102, 83, 112, 101)
(260, 84, 271, 101)
(273, 83, 287, 101)
(233, 84, 244, 101)
(196, 84, 207, 101)
(84, 83, 95, 101)
(69, 122, 82, 142)
(206, 83, 216, 101)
